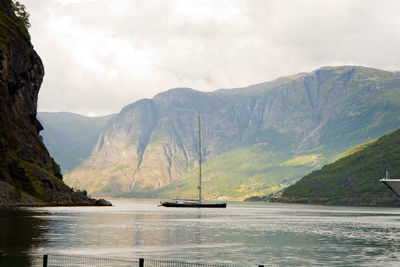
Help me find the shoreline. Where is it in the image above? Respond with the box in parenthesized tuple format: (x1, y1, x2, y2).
(0, 198, 112, 208)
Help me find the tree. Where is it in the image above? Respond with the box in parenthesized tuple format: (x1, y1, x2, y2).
(51, 157, 63, 181)
(11, 1, 30, 28)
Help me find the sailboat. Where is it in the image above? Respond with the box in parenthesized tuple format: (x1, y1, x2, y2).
(380, 171, 400, 197)
(160, 116, 227, 208)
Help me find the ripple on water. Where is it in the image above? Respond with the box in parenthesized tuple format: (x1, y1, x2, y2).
(3, 200, 400, 266)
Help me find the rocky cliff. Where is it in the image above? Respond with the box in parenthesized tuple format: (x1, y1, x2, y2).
(64, 66, 400, 200)
(0, 1, 108, 206)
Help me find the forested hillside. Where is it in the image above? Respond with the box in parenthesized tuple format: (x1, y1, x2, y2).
(279, 128, 400, 206)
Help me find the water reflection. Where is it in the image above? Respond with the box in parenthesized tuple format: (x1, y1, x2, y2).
(0, 208, 49, 266)
(2, 201, 400, 266)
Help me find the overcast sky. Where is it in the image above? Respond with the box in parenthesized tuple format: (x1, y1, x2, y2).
(24, 0, 400, 116)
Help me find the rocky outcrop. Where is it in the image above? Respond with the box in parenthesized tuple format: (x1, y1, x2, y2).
(0, 1, 110, 206)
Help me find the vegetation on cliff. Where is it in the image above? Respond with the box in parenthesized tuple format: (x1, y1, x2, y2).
(10, 0, 30, 28)
(0, 1, 29, 42)
(278, 128, 400, 206)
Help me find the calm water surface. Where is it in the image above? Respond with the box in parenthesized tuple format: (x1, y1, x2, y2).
(1, 199, 400, 266)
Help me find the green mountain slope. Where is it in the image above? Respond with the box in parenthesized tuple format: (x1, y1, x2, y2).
(279, 128, 400, 206)
(63, 66, 400, 199)
(141, 147, 322, 200)
(38, 112, 114, 173)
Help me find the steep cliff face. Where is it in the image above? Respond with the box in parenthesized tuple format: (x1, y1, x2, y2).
(65, 66, 400, 199)
(0, 1, 103, 206)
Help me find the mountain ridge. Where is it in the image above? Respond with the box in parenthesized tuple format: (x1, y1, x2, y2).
(58, 65, 400, 199)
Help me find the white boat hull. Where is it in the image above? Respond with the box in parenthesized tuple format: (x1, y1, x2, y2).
(380, 179, 400, 197)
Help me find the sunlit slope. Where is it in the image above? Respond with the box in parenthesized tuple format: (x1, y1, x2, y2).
(64, 66, 400, 199)
(280, 128, 400, 206)
(135, 146, 323, 200)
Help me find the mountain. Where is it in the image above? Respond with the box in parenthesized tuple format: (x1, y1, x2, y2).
(278, 128, 400, 206)
(64, 66, 400, 200)
(38, 112, 114, 173)
(0, 1, 107, 206)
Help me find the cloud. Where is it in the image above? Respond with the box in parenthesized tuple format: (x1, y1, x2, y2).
(23, 0, 400, 116)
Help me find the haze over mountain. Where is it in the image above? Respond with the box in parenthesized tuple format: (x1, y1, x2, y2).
(38, 112, 114, 172)
(52, 66, 400, 200)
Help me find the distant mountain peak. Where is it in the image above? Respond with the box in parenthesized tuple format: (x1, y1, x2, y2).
(154, 87, 197, 98)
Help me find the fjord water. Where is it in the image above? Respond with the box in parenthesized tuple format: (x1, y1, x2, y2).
(2, 199, 400, 266)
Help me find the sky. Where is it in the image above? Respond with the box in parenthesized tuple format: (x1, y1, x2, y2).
(23, 0, 400, 116)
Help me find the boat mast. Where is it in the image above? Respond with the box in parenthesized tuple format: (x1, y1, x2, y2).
(198, 115, 202, 203)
